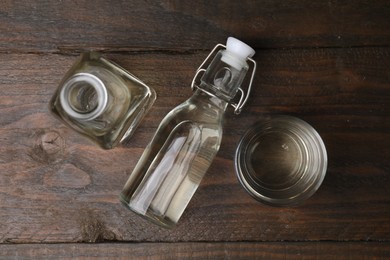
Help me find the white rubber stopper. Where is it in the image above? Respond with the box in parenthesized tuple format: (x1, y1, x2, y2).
(221, 37, 255, 70)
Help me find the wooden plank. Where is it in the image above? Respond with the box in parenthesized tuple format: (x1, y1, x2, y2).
(0, 48, 389, 243)
(0, 242, 389, 259)
(0, 0, 389, 52)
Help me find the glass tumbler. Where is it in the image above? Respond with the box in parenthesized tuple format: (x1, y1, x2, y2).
(235, 116, 327, 206)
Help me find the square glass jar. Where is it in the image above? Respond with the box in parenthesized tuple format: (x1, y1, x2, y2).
(50, 52, 156, 149)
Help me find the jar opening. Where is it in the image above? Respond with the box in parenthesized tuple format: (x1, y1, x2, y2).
(68, 81, 99, 113)
(60, 73, 108, 120)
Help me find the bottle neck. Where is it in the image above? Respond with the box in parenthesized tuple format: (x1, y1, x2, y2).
(198, 50, 248, 104)
(192, 88, 229, 111)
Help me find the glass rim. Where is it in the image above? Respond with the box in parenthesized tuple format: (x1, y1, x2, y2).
(234, 115, 327, 206)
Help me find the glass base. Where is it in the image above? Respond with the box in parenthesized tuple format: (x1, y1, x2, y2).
(119, 194, 175, 229)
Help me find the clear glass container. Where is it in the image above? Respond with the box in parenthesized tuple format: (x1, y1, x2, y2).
(50, 52, 156, 149)
(120, 38, 257, 228)
(235, 116, 327, 206)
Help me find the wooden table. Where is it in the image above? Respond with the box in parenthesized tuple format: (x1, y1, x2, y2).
(1, 1, 389, 259)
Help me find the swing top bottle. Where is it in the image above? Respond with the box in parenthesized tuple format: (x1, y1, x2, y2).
(120, 37, 256, 228)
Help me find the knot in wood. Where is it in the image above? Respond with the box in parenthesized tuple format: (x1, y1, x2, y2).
(40, 131, 64, 154)
(31, 130, 66, 163)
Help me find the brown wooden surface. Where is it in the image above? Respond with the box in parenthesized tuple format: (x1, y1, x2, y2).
(0, 242, 389, 259)
(0, 0, 389, 258)
(1, 0, 390, 52)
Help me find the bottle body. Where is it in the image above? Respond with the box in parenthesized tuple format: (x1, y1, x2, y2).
(50, 52, 156, 149)
(120, 90, 227, 227)
(120, 38, 256, 227)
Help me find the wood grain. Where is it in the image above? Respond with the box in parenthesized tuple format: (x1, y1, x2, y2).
(0, 0, 389, 53)
(1, 0, 389, 257)
(0, 48, 388, 243)
(1, 242, 389, 259)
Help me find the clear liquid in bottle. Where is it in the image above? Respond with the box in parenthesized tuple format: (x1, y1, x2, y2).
(121, 91, 225, 227)
(120, 38, 256, 227)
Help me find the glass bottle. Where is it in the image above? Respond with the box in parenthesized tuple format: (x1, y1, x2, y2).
(120, 37, 257, 228)
(50, 52, 156, 149)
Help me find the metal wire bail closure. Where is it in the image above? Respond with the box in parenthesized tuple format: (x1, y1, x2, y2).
(191, 43, 257, 115)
